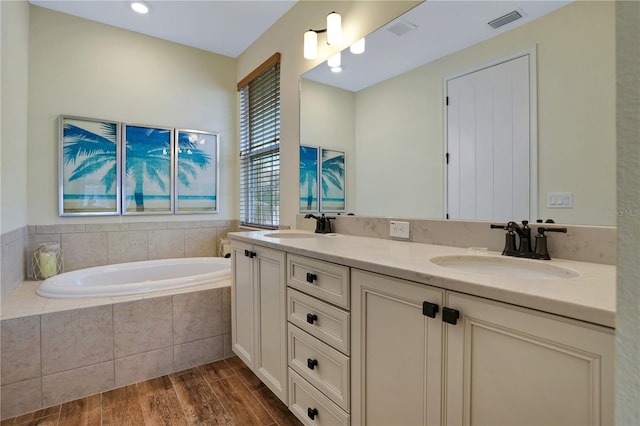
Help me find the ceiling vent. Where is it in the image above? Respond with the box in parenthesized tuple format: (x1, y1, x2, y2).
(488, 10, 523, 29)
(386, 19, 417, 37)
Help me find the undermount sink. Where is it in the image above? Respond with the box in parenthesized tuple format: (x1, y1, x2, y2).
(263, 232, 319, 239)
(429, 255, 580, 280)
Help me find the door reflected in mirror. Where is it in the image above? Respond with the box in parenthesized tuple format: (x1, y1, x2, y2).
(300, 0, 615, 226)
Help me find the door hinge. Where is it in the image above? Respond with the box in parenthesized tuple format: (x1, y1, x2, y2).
(446, 96, 449, 106)
(446, 213, 449, 219)
(446, 152, 450, 164)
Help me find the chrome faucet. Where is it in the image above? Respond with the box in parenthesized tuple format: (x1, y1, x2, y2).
(491, 221, 567, 260)
(304, 213, 335, 234)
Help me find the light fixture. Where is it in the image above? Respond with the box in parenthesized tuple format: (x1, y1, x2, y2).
(303, 11, 342, 60)
(350, 38, 365, 54)
(130, 1, 150, 14)
(327, 52, 341, 68)
(330, 66, 342, 73)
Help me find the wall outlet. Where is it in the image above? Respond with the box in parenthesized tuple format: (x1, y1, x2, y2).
(547, 192, 573, 208)
(390, 221, 410, 239)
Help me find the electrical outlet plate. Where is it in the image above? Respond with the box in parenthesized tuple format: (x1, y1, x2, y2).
(390, 220, 410, 239)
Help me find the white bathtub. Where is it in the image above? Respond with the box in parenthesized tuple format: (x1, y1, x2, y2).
(36, 257, 231, 299)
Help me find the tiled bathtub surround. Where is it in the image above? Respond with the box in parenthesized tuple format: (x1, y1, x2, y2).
(296, 215, 616, 265)
(1, 226, 29, 301)
(0, 286, 233, 420)
(27, 219, 240, 277)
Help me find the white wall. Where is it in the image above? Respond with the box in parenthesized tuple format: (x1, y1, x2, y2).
(1, 0, 30, 234)
(237, 1, 420, 228)
(353, 1, 615, 224)
(27, 6, 237, 225)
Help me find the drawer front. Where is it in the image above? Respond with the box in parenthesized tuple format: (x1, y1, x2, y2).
(289, 368, 350, 426)
(288, 324, 350, 411)
(288, 254, 350, 308)
(288, 288, 350, 355)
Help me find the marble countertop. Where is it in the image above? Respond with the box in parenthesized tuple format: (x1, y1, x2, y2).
(229, 230, 616, 328)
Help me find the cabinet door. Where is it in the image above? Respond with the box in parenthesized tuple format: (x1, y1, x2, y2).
(444, 292, 614, 426)
(254, 245, 288, 403)
(352, 269, 444, 426)
(231, 241, 255, 368)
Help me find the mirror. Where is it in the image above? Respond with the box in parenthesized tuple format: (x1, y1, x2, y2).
(300, 0, 615, 226)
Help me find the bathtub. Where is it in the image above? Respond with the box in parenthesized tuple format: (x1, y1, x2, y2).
(36, 257, 231, 298)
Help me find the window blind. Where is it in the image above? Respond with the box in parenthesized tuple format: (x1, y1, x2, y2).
(238, 53, 281, 228)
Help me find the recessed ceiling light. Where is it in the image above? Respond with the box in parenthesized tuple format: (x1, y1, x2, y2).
(130, 1, 150, 14)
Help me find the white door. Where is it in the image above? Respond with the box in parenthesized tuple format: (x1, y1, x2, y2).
(447, 54, 533, 222)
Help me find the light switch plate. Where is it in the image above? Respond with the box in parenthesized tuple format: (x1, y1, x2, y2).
(390, 221, 410, 239)
(547, 192, 573, 208)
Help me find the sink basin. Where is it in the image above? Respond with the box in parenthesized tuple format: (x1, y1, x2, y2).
(429, 255, 580, 280)
(263, 232, 318, 239)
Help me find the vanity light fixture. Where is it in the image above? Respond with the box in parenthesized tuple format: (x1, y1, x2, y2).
(303, 11, 342, 60)
(327, 52, 341, 68)
(350, 38, 365, 54)
(130, 1, 150, 14)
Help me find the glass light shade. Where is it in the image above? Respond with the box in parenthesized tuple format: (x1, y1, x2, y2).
(304, 30, 318, 59)
(350, 38, 366, 54)
(131, 1, 149, 14)
(331, 66, 342, 73)
(328, 52, 341, 68)
(326, 12, 342, 45)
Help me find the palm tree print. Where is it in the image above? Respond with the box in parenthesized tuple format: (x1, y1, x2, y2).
(299, 146, 318, 210)
(321, 149, 345, 211)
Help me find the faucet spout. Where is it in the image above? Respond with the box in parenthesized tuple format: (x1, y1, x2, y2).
(304, 213, 335, 234)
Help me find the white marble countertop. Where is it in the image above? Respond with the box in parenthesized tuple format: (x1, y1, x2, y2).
(229, 230, 616, 328)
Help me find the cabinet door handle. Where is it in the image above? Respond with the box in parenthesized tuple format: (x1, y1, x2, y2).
(306, 313, 318, 324)
(306, 272, 317, 283)
(442, 307, 460, 325)
(244, 249, 250, 257)
(249, 251, 256, 258)
(307, 358, 319, 370)
(307, 407, 319, 420)
(422, 301, 439, 318)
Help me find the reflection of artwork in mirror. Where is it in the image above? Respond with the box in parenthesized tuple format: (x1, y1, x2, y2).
(123, 124, 173, 215)
(175, 129, 218, 214)
(320, 148, 345, 212)
(59, 115, 120, 216)
(300, 145, 319, 212)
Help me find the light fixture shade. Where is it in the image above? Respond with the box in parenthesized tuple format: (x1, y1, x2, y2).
(326, 12, 342, 45)
(350, 38, 365, 54)
(130, 1, 150, 14)
(328, 52, 341, 68)
(304, 30, 318, 60)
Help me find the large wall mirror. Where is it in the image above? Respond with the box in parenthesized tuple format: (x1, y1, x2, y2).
(300, 0, 615, 226)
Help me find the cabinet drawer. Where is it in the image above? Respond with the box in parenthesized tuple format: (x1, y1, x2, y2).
(288, 288, 350, 355)
(289, 368, 350, 426)
(288, 254, 350, 308)
(288, 324, 350, 411)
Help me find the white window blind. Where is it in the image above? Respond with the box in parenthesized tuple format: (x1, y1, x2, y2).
(238, 53, 281, 228)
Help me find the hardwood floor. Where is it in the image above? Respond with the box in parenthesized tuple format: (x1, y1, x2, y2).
(1, 357, 302, 426)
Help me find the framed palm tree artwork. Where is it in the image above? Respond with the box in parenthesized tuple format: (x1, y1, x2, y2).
(122, 123, 174, 214)
(174, 129, 218, 214)
(299, 145, 319, 212)
(320, 148, 345, 212)
(59, 115, 121, 216)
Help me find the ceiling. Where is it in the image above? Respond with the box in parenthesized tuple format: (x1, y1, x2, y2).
(304, 0, 573, 92)
(29, 0, 298, 58)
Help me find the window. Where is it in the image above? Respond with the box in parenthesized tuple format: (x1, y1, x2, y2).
(238, 53, 281, 228)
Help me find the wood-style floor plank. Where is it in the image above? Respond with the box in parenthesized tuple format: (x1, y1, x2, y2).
(136, 375, 174, 399)
(198, 360, 235, 384)
(101, 385, 145, 426)
(58, 395, 101, 426)
(12, 406, 60, 426)
(253, 387, 303, 426)
(209, 375, 275, 426)
(236, 367, 266, 392)
(139, 390, 189, 426)
(170, 369, 232, 425)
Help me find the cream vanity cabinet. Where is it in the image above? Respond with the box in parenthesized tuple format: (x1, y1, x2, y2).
(231, 240, 288, 403)
(351, 269, 615, 426)
(286, 254, 352, 426)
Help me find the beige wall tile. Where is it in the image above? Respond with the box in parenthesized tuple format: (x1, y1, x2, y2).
(85, 223, 128, 232)
(1, 240, 26, 297)
(115, 348, 173, 387)
(149, 229, 184, 260)
(167, 220, 202, 229)
(173, 336, 224, 372)
(184, 228, 217, 257)
(41, 306, 114, 375)
(1, 316, 41, 385)
(223, 333, 233, 359)
(173, 288, 222, 344)
(127, 222, 167, 231)
(107, 230, 148, 264)
(1, 378, 42, 420)
(222, 286, 231, 334)
(61, 232, 108, 272)
(42, 361, 114, 407)
(36, 224, 86, 234)
(114, 297, 172, 358)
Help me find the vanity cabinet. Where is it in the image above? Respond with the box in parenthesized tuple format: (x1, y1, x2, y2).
(231, 241, 287, 403)
(351, 269, 614, 426)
